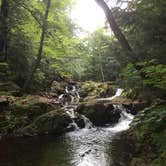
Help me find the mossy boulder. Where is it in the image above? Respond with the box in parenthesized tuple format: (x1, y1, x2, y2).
(120, 104, 166, 166)
(77, 100, 120, 126)
(16, 109, 72, 136)
(0, 95, 61, 136)
(12, 95, 60, 120)
(80, 81, 116, 102)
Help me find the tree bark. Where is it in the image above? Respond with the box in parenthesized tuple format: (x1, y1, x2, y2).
(23, 0, 51, 91)
(95, 0, 133, 53)
(95, 0, 146, 80)
(0, 0, 9, 61)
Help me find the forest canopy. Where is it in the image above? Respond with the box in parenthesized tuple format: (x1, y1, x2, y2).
(0, 0, 165, 97)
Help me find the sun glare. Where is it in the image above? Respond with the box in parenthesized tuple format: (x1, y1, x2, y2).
(71, 0, 106, 33)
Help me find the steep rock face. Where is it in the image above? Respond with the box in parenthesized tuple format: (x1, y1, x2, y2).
(16, 109, 72, 136)
(77, 100, 120, 126)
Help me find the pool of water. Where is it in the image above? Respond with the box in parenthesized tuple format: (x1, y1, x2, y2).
(0, 125, 132, 166)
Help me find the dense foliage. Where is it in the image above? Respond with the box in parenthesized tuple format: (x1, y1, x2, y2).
(0, 0, 165, 96)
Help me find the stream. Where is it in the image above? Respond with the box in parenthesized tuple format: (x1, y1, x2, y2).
(0, 89, 134, 166)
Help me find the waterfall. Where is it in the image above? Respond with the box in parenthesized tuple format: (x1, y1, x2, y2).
(110, 88, 124, 100)
(81, 115, 93, 129)
(65, 107, 79, 130)
(59, 85, 94, 131)
(97, 88, 124, 101)
(60, 85, 133, 133)
(107, 104, 134, 132)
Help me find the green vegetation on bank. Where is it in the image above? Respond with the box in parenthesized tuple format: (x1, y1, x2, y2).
(127, 104, 166, 166)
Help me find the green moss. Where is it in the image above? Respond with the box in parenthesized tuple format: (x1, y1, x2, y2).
(0, 95, 60, 135)
(128, 104, 166, 166)
(80, 81, 108, 100)
(17, 109, 71, 136)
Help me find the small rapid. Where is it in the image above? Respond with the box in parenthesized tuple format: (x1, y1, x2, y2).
(0, 87, 134, 166)
(60, 87, 134, 166)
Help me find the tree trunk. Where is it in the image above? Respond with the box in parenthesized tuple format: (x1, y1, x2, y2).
(0, 0, 9, 62)
(98, 44, 105, 82)
(95, 0, 134, 54)
(23, 0, 51, 91)
(95, 0, 147, 81)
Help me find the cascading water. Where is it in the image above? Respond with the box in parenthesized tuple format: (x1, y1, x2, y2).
(81, 115, 93, 129)
(64, 88, 134, 166)
(97, 88, 124, 101)
(60, 85, 93, 131)
(107, 104, 134, 132)
(1, 88, 135, 166)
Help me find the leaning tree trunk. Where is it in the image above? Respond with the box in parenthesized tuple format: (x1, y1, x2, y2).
(95, 0, 137, 61)
(23, 0, 51, 92)
(0, 0, 9, 62)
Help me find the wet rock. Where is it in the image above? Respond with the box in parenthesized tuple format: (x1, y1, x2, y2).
(16, 109, 72, 136)
(75, 114, 85, 128)
(79, 81, 110, 101)
(0, 95, 61, 136)
(12, 95, 60, 120)
(112, 96, 147, 115)
(77, 100, 120, 126)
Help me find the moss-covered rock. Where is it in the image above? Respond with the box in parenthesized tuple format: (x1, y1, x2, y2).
(77, 100, 120, 126)
(0, 95, 61, 136)
(122, 104, 166, 166)
(16, 109, 72, 136)
(80, 81, 117, 102)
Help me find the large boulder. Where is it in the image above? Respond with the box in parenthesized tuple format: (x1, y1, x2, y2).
(112, 96, 147, 115)
(0, 95, 61, 136)
(80, 81, 108, 101)
(12, 95, 60, 120)
(77, 100, 120, 126)
(16, 109, 72, 136)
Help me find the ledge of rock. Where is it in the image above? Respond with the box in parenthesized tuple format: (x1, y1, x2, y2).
(16, 109, 72, 136)
(111, 96, 148, 115)
(77, 100, 120, 126)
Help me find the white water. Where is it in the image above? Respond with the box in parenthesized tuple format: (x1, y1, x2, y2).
(64, 88, 134, 166)
(97, 88, 124, 101)
(64, 87, 133, 134)
(1, 88, 134, 166)
(107, 105, 134, 133)
(81, 115, 93, 129)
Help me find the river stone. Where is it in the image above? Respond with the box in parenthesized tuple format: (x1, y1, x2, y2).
(16, 109, 72, 136)
(77, 100, 120, 126)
